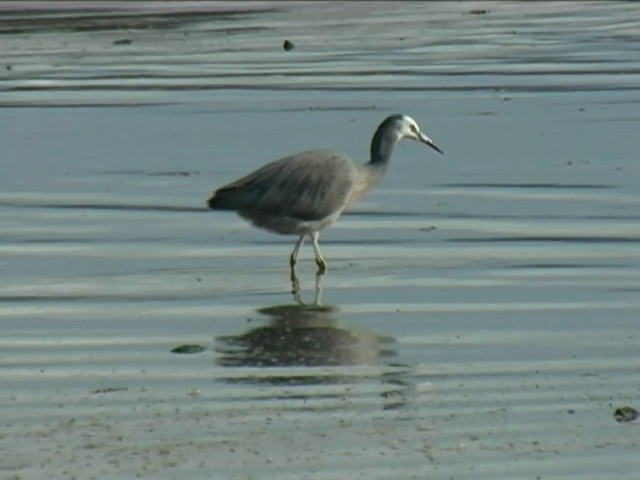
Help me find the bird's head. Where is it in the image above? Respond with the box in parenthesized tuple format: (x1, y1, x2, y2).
(397, 114, 443, 154)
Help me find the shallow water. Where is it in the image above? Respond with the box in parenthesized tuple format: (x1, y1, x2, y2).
(1, 2, 640, 479)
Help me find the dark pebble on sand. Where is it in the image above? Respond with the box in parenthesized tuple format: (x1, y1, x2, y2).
(614, 406, 638, 423)
(171, 344, 207, 354)
(283, 40, 294, 51)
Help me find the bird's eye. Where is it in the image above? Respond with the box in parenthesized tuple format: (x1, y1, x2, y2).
(409, 124, 418, 134)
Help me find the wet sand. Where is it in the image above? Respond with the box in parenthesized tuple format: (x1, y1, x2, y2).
(1, 2, 639, 479)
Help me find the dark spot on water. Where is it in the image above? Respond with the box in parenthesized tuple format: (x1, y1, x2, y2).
(99, 169, 200, 177)
(420, 226, 437, 232)
(440, 182, 612, 189)
(283, 40, 294, 51)
(505, 262, 623, 269)
(614, 406, 638, 423)
(113, 38, 132, 46)
(92, 387, 128, 394)
(0, 101, 177, 108)
(453, 236, 640, 244)
(567, 409, 575, 414)
(469, 9, 490, 15)
(171, 344, 207, 354)
(0, 201, 206, 213)
(0, 8, 280, 35)
(294, 104, 377, 112)
(147, 171, 197, 177)
(579, 107, 585, 111)
(5, 64, 11, 71)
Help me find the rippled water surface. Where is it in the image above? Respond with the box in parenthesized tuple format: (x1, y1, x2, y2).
(2, 2, 640, 479)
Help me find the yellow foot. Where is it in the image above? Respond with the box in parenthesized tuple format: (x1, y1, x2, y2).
(315, 257, 327, 274)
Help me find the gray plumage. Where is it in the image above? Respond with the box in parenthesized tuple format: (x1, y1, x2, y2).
(208, 114, 443, 274)
(209, 150, 356, 232)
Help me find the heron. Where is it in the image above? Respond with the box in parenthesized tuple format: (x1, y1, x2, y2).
(207, 114, 443, 276)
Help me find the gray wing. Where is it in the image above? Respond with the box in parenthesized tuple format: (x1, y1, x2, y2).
(208, 150, 356, 221)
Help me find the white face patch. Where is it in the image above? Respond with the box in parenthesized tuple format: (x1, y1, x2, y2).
(400, 115, 421, 139)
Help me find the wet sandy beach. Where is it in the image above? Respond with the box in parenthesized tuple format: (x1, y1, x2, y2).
(1, 2, 639, 478)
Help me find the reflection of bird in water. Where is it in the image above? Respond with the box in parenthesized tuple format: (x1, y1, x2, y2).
(215, 300, 395, 370)
(215, 275, 392, 369)
(207, 114, 442, 278)
(214, 278, 416, 410)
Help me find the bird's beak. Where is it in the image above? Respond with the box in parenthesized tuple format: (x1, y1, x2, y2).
(418, 132, 443, 155)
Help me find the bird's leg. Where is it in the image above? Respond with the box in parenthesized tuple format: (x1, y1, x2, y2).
(291, 272, 302, 303)
(290, 234, 306, 270)
(310, 231, 327, 274)
(313, 270, 324, 306)
(290, 234, 305, 289)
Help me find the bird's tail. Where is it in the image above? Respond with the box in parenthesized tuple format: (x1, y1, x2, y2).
(207, 187, 238, 210)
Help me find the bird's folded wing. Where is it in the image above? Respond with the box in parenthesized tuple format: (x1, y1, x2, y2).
(211, 151, 355, 222)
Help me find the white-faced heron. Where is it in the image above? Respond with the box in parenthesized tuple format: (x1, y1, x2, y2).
(207, 114, 443, 274)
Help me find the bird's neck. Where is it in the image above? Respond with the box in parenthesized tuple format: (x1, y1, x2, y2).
(367, 124, 401, 172)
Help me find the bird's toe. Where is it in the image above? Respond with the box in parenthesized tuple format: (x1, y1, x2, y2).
(315, 257, 327, 274)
